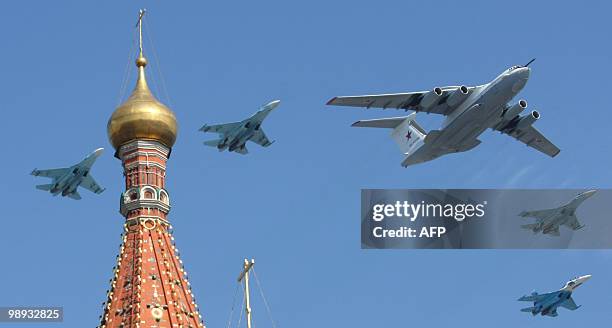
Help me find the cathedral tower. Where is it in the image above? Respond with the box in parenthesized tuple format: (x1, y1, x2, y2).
(99, 10, 205, 328)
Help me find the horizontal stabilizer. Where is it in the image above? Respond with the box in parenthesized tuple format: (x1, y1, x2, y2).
(36, 184, 53, 191)
(520, 306, 536, 313)
(521, 223, 540, 231)
(67, 191, 81, 200)
(235, 146, 249, 155)
(352, 116, 411, 129)
(203, 139, 222, 148)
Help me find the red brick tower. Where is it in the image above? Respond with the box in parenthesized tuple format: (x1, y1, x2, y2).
(99, 10, 205, 328)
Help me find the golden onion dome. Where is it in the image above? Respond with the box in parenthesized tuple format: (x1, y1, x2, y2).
(107, 54, 178, 150)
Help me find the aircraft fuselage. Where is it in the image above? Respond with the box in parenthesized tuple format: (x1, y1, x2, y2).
(221, 108, 272, 151)
(419, 67, 531, 157)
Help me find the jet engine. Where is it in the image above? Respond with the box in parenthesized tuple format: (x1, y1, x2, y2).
(446, 85, 469, 107)
(516, 110, 540, 129)
(420, 87, 443, 109)
(503, 99, 528, 120)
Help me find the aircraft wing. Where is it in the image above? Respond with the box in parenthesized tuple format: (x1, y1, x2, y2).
(560, 297, 580, 311)
(519, 208, 555, 220)
(250, 130, 273, 147)
(495, 121, 560, 157)
(31, 167, 69, 179)
(200, 121, 241, 135)
(562, 215, 583, 230)
(81, 175, 105, 194)
(327, 86, 481, 116)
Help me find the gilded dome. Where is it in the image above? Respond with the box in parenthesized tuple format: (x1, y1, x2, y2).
(107, 55, 177, 150)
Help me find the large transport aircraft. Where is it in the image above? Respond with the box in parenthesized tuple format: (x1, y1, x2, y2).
(327, 60, 560, 167)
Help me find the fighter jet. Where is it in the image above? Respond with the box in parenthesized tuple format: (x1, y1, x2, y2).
(518, 275, 591, 317)
(326, 59, 560, 167)
(31, 148, 105, 200)
(520, 190, 596, 236)
(199, 100, 280, 154)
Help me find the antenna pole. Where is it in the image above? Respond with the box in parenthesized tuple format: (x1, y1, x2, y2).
(238, 258, 255, 328)
(137, 9, 146, 56)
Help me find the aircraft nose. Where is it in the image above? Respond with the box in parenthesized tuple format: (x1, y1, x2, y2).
(511, 68, 530, 92)
(94, 148, 104, 157)
(266, 100, 281, 110)
(582, 190, 597, 198)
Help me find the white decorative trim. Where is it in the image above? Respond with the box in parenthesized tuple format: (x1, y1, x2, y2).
(141, 186, 158, 200)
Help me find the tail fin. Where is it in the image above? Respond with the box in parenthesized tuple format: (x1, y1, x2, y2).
(352, 113, 426, 155)
(36, 184, 53, 191)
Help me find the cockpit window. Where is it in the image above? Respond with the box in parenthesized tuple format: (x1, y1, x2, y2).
(508, 65, 521, 71)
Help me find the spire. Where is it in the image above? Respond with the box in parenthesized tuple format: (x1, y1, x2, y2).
(99, 11, 201, 328)
(135, 9, 149, 90)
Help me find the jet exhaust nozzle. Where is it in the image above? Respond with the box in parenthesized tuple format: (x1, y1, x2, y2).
(516, 110, 539, 129)
(420, 87, 443, 109)
(503, 100, 527, 120)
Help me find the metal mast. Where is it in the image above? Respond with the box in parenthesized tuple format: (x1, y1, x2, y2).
(237, 258, 255, 328)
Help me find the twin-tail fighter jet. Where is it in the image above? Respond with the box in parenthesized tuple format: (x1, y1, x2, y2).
(519, 275, 591, 317)
(327, 59, 560, 167)
(31, 148, 105, 200)
(519, 190, 596, 236)
(199, 100, 280, 154)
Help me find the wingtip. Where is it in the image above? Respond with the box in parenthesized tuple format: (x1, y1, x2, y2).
(326, 97, 338, 106)
(351, 121, 362, 127)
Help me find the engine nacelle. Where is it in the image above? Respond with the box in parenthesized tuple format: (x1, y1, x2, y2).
(517, 110, 540, 129)
(446, 85, 469, 107)
(420, 87, 443, 109)
(503, 99, 527, 120)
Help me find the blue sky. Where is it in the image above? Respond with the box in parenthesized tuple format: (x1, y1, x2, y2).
(1, 1, 611, 327)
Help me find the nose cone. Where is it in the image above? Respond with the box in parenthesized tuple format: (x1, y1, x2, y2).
(93, 148, 104, 157)
(265, 100, 281, 111)
(582, 190, 597, 198)
(569, 274, 592, 289)
(511, 67, 530, 92)
(575, 189, 597, 203)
